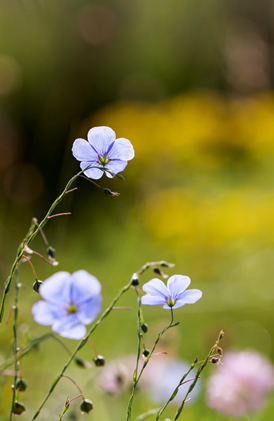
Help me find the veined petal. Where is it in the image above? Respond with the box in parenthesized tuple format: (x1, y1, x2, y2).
(88, 126, 116, 156)
(177, 289, 202, 304)
(105, 160, 128, 178)
(39, 272, 71, 306)
(142, 279, 169, 298)
(108, 138, 135, 161)
(52, 314, 86, 339)
(70, 270, 101, 305)
(80, 161, 104, 179)
(77, 295, 102, 324)
(72, 138, 97, 162)
(167, 275, 191, 298)
(141, 295, 166, 306)
(32, 301, 67, 325)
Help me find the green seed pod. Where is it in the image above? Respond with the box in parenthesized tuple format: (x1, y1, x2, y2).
(80, 399, 93, 413)
(13, 401, 26, 415)
(142, 349, 150, 357)
(141, 323, 148, 333)
(93, 355, 105, 367)
(33, 280, 43, 293)
(15, 378, 28, 392)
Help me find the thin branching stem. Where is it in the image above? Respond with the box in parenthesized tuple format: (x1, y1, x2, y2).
(172, 331, 224, 421)
(9, 269, 20, 421)
(126, 308, 175, 421)
(31, 280, 132, 420)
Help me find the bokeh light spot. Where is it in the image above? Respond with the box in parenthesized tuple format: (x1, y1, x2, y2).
(77, 5, 118, 46)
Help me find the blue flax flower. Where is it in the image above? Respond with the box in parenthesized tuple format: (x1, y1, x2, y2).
(72, 126, 135, 179)
(141, 274, 202, 309)
(32, 270, 102, 339)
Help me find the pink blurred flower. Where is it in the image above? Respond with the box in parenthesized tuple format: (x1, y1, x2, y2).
(97, 356, 136, 394)
(206, 350, 274, 416)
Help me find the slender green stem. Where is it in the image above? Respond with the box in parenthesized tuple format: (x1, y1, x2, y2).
(155, 359, 197, 420)
(31, 280, 132, 420)
(133, 408, 160, 421)
(126, 287, 142, 421)
(172, 331, 224, 421)
(9, 269, 20, 421)
(126, 308, 176, 421)
(0, 170, 85, 323)
(0, 333, 73, 372)
(137, 261, 174, 277)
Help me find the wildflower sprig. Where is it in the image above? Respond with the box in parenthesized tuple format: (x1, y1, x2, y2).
(155, 331, 224, 421)
(0, 159, 125, 322)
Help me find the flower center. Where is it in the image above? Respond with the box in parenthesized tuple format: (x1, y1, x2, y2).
(67, 303, 78, 314)
(166, 297, 176, 307)
(98, 152, 111, 166)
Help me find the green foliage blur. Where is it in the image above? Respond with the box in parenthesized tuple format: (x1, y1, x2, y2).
(1, 0, 274, 420)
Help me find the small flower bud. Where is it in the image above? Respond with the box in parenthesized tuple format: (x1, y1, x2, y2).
(47, 246, 56, 259)
(74, 357, 91, 368)
(116, 173, 125, 180)
(153, 267, 164, 276)
(131, 273, 139, 286)
(216, 346, 223, 357)
(15, 378, 27, 392)
(80, 399, 93, 413)
(142, 349, 150, 357)
(13, 401, 26, 415)
(211, 357, 220, 364)
(103, 188, 113, 196)
(93, 355, 105, 367)
(33, 280, 43, 293)
(141, 323, 148, 333)
(160, 260, 175, 268)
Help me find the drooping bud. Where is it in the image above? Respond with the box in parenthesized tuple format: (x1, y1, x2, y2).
(116, 173, 125, 180)
(47, 246, 56, 259)
(15, 378, 28, 392)
(13, 401, 26, 415)
(142, 349, 150, 358)
(93, 355, 105, 367)
(141, 323, 148, 333)
(216, 346, 223, 357)
(74, 357, 91, 368)
(153, 267, 165, 277)
(33, 280, 43, 293)
(131, 273, 139, 286)
(80, 399, 93, 413)
(211, 357, 220, 364)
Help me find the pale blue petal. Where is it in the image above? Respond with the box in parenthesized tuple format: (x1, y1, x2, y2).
(39, 272, 71, 305)
(70, 270, 102, 305)
(142, 279, 169, 299)
(105, 160, 128, 178)
(72, 138, 97, 162)
(52, 314, 86, 339)
(177, 289, 202, 304)
(87, 126, 116, 156)
(141, 295, 166, 306)
(167, 275, 191, 298)
(32, 301, 67, 325)
(80, 161, 104, 179)
(77, 295, 102, 324)
(108, 138, 135, 161)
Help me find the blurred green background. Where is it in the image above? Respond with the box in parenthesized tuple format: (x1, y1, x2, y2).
(1, 0, 274, 420)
